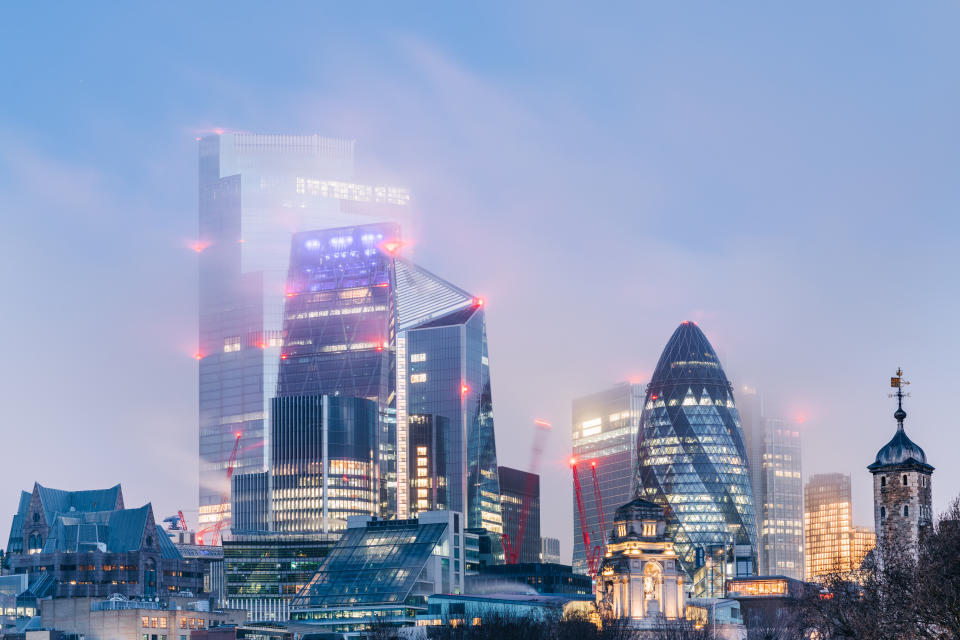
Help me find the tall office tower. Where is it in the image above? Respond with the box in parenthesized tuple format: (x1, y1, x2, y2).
(197, 133, 409, 531)
(233, 222, 502, 538)
(636, 322, 758, 592)
(868, 371, 934, 563)
(498, 467, 540, 564)
(739, 389, 804, 579)
(570, 382, 645, 575)
(278, 223, 399, 516)
(540, 537, 561, 564)
(804, 473, 875, 581)
(396, 263, 502, 536)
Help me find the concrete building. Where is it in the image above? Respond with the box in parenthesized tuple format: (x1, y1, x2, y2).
(595, 498, 686, 627)
(39, 595, 245, 640)
(571, 382, 644, 574)
(739, 389, 804, 579)
(803, 473, 875, 581)
(868, 371, 934, 563)
(497, 467, 540, 564)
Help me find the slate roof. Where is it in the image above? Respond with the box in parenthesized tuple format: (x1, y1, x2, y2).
(35, 484, 123, 525)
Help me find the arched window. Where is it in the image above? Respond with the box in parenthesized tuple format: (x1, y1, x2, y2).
(903, 505, 909, 517)
(880, 506, 886, 519)
(881, 476, 886, 488)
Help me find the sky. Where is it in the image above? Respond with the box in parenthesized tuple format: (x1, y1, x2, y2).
(1, 3, 958, 562)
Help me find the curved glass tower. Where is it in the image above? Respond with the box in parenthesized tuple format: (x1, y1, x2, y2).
(636, 322, 757, 584)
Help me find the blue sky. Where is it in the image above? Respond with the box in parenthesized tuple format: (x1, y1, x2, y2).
(1, 3, 958, 560)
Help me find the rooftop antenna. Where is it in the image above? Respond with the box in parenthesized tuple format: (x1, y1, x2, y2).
(888, 367, 910, 430)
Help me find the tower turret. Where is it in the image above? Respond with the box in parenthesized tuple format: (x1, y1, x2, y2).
(867, 369, 934, 561)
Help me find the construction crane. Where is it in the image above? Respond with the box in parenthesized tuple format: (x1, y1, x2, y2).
(162, 511, 188, 531)
(501, 418, 552, 564)
(197, 432, 241, 546)
(590, 461, 609, 558)
(570, 458, 603, 578)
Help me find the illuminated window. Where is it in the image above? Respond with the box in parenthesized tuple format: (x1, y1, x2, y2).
(417, 446, 427, 456)
(410, 353, 426, 363)
(410, 373, 427, 384)
(643, 523, 656, 537)
(417, 468, 428, 477)
(223, 336, 241, 353)
(142, 617, 150, 627)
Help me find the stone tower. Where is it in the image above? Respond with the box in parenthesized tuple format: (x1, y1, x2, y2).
(867, 369, 934, 561)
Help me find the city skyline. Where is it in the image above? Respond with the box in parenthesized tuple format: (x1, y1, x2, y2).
(3, 3, 959, 565)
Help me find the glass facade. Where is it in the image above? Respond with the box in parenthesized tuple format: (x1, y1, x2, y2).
(636, 322, 758, 585)
(408, 414, 449, 515)
(571, 382, 644, 575)
(279, 224, 400, 517)
(290, 511, 466, 634)
(497, 466, 540, 564)
(402, 304, 502, 537)
(223, 532, 337, 622)
(739, 389, 804, 579)
(803, 473, 875, 581)
(197, 133, 409, 529)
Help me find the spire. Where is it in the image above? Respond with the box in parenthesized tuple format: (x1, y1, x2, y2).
(889, 368, 910, 432)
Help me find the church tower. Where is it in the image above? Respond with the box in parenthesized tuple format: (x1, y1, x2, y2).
(867, 369, 934, 561)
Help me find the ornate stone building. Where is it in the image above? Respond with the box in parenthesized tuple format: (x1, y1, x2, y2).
(596, 498, 686, 625)
(868, 371, 934, 561)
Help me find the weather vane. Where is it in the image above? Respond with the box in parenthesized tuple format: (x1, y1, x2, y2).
(888, 367, 910, 424)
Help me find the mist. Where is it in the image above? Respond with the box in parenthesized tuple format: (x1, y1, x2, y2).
(1, 3, 958, 562)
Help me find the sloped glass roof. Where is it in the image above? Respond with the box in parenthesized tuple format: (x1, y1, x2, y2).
(291, 519, 447, 609)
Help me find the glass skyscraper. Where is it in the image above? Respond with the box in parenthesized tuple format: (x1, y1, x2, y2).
(636, 322, 758, 586)
(232, 222, 502, 539)
(739, 389, 804, 579)
(570, 382, 645, 575)
(197, 133, 409, 532)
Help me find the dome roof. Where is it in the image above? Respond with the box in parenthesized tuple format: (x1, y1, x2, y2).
(649, 322, 730, 389)
(868, 410, 933, 472)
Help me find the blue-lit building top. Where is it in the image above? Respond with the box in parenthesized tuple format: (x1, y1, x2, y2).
(279, 223, 400, 516)
(197, 133, 409, 530)
(636, 322, 758, 580)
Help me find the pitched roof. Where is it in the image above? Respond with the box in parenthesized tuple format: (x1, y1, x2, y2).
(395, 259, 476, 331)
(35, 483, 123, 525)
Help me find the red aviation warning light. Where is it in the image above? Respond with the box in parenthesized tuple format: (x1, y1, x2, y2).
(280, 353, 288, 360)
(190, 241, 210, 253)
(193, 351, 204, 361)
(461, 384, 470, 396)
(375, 341, 385, 352)
(474, 297, 485, 307)
(380, 239, 403, 256)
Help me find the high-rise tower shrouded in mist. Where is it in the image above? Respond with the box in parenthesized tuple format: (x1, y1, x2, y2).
(197, 133, 409, 533)
(636, 322, 758, 589)
(232, 222, 502, 536)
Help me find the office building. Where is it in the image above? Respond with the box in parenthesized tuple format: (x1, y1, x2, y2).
(571, 382, 644, 575)
(497, 467, 540, 564)
(868, 371, 934, 562)
(416, 593, 594, 629)
(5, 484, 209, 600)
(636, 322, 758, 591)
(595, 498, 686, 626)
(466, 563, 591, 597)
(290, 511, 470, 636)
(739, 389, 804, 579)
(197, 133, 410, 531)
(804, 473, 875, 581)
(231, 222, 502, 538)
(725, 575, 813, 630)
(540, 537, 561, 564)
(223, 532, 337, 622)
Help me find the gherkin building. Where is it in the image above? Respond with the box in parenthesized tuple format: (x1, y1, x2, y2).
(636, 322, 757, 578)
